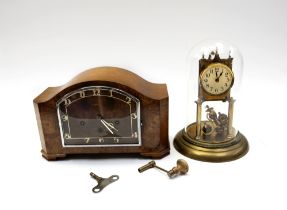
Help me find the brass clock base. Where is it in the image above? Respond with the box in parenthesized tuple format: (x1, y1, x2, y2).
(174, 127, 249, 162)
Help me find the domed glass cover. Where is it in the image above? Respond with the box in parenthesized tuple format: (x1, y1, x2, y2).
(185, 40, 244, 142)
(173, 40, 248, 162)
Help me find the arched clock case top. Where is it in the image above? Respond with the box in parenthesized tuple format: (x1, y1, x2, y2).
(34, 67, 169, 160)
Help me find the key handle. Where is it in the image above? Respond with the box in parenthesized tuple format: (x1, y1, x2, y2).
(167, 159, 189, 177)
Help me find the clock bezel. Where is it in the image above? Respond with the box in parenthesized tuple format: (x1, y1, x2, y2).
(56, 85, 142, 148)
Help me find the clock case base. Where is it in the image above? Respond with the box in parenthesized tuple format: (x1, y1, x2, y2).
(174, 126, 249, 162)
(41, 148, 170, 160)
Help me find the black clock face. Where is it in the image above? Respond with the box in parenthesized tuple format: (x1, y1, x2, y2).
(57, 86, 141, 146)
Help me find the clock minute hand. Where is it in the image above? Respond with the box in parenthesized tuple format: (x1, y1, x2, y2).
(106, 122, 118, 132)
(101, 119, 118, 132)
(215, 71, 223, 82)
(101, 119, 114, 134)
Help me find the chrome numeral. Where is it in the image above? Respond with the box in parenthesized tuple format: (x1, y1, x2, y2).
(64, 99, 71, 106)
(93, 88, 101, 96)
(114, 138, 119, 143)
(61, 115, 68, 121)
(64, 133, 71, 139)
(132, 132, 138, 138)
(85, 137, 90, 143)
(80, 91, 85, 98)
(126, 97, 131, 104)
(131, 113, 137, 119)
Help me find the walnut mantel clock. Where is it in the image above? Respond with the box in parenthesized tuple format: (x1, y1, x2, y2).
(174, 41, 249, 162)
(34, 67, 169, 160)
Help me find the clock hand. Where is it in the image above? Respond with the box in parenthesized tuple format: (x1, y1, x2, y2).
(101, 119, 118, 131)
(101, 119, 114, 134)
(215, 71, 223, 82)
(106, 122, 119, 131)
(101, 119, 119, 132)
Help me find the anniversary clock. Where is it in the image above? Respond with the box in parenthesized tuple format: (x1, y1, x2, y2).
(34, 67, 169, 160)
(174, 40, 249, 162)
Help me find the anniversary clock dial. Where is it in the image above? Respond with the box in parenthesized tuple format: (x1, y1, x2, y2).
(57, 86, 141, 146)
(200, 63, 234, 95)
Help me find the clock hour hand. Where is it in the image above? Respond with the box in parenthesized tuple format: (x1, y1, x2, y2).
(215, 71, 223, 82)
(101, 119, 114, 134)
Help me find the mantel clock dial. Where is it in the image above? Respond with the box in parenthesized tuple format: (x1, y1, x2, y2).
(34, 67, 169, 160)
(57, 86, 141, 146)
(174, 42, 249, 162)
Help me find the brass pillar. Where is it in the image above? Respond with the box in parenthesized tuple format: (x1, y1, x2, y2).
(227, 97, 235, 138)
(195, 99, 203, 140)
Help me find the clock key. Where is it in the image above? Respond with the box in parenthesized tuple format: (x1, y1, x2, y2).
(90, 172, 119, 193)
(138, 159, 189, 178)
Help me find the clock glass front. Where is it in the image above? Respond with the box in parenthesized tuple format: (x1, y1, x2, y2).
(57, 86, 141, 147)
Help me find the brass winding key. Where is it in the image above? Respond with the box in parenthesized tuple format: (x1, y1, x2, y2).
(90, 172, 119, 193)
(138, 159, 189, 178)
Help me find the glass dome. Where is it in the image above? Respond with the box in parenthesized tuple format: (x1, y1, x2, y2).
(174, 40, 248, 162)
(186, 40, 243, 138)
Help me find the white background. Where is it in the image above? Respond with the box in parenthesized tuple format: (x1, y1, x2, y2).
(1, 0, 287, 209)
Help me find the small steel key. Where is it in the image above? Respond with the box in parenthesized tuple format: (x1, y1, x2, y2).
(90, 172, 119, 193)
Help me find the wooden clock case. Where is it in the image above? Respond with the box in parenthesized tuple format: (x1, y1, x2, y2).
(34, 67, 169, 160)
